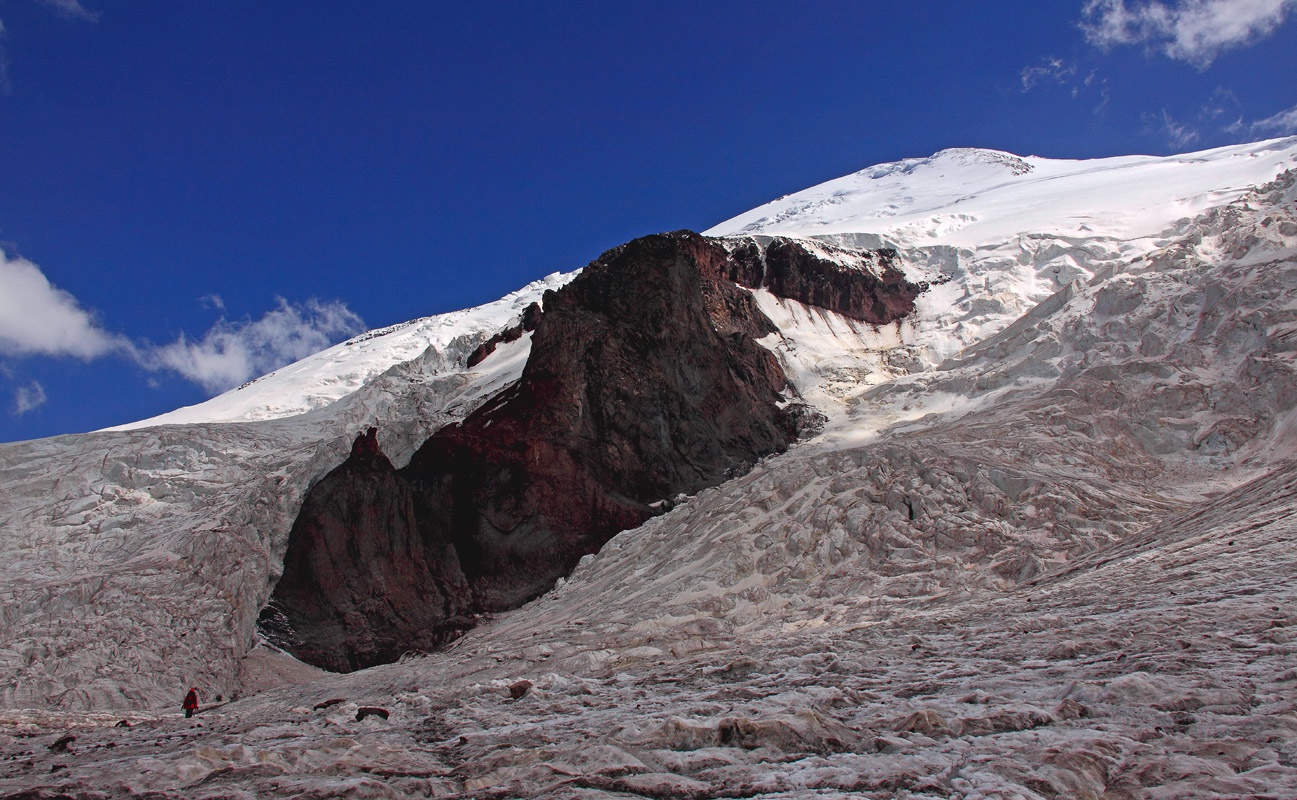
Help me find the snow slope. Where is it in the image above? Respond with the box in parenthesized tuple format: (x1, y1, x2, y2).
(706, 137, 1297, 247)
(4, 140, 1297, 797)
(711, 137, 1297, 428)
(4, 161, 1297, 799)
(108, 271, 575, 430)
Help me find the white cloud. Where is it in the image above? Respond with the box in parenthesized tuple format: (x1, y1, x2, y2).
(199, 293, 226, 312)
(0, 249, 129, 359)
(1082, 0, 1297, 67)
(0, 248, 366, 399)
(35, 0, 99, 22)
(1020, 57, 1078, 91)
(13, 381, 47, 415)
(145, 298, 366, 394)
(1247, 102, 1297, 136)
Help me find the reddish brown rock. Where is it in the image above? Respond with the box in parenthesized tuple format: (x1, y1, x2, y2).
(265, 231, 921, 672)
(509, 680, 533, 700)
(405, 232, 812, 614)
(260, 428, 474, 673)
(724, 236, 924, 323)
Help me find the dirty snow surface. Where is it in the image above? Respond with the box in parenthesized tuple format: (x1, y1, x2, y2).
(3, 140, 1297, 798)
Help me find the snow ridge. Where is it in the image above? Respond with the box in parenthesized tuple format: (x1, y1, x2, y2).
(708, 137, 1297, 248)
(107, 270, 576, 430)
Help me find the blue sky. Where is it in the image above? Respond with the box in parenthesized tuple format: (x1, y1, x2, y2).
(1, 0, 1295, 442)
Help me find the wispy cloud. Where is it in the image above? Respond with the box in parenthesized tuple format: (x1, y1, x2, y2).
(1147, 108, 1202, 146)
(1082, 0, 1297, 67)
(0, 17, 10, 96)
(144, 298, 366, 394)
(0, 249, 130, 359)
(1020, 57, 1079, 92)
(35, 0, 99, 22)
(1015, 56, 1112, 118)
(199, 293, 226, 312)
(1200, 86, 1243, 120)
(0, 0, 98, 96)
(1246, 102, 1297, 136)
(13, 381, 47, 415)
(1093, 83, 1113, 116)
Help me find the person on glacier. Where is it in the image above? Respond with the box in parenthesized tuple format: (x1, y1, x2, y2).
(183, 687, 199, 718)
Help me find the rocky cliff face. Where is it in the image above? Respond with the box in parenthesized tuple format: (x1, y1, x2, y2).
(266, 231, 922, 671)
(723, 236, 922, 323)
(259, 429, 474, 673)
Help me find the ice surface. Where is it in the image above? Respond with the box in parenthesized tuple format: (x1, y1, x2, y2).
(3, 146, 1297, 797)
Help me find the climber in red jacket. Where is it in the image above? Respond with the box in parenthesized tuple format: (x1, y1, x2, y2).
(183, 687, 199, 718)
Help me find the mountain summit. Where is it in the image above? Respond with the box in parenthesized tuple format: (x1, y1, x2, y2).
(708, 137, 1296, 247)
(2, 138, 1297, 797)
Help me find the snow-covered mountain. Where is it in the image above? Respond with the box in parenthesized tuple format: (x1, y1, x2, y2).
(2, 137, 1297, 798)
(707, 140, 1292, 246)
(113, 138, 1293, 431)
(108, 271, 576, 430)
(711, 139, 1297, 421)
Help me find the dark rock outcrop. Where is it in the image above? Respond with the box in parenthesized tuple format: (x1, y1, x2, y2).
(47, 735, 75, 753)
(264, 231, 923, 672)
(260, 429, 474, 673)
(405, 232, 810, 614)
(465, 302, 543, 368)
(509, 680, 533, 700)
(723, 236, 924, 323)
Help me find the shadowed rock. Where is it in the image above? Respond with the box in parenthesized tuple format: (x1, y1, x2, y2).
(724, 236, 923, 323)
(406, 232, 816, 613)
(261, 429, 474, 673)
(264, 231, 920, 671)
(355, 706, 389, 722)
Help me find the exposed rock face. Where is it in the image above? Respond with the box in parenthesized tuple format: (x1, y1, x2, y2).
(267, 231, 919, 671)
(723, 236, 923, 323)
(261, 429, 474, 673)
(406, 232, 813, 614)
(465, 301, 543, 368)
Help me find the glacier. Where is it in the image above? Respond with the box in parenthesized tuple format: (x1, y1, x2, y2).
(1, 137, 1296, 798)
